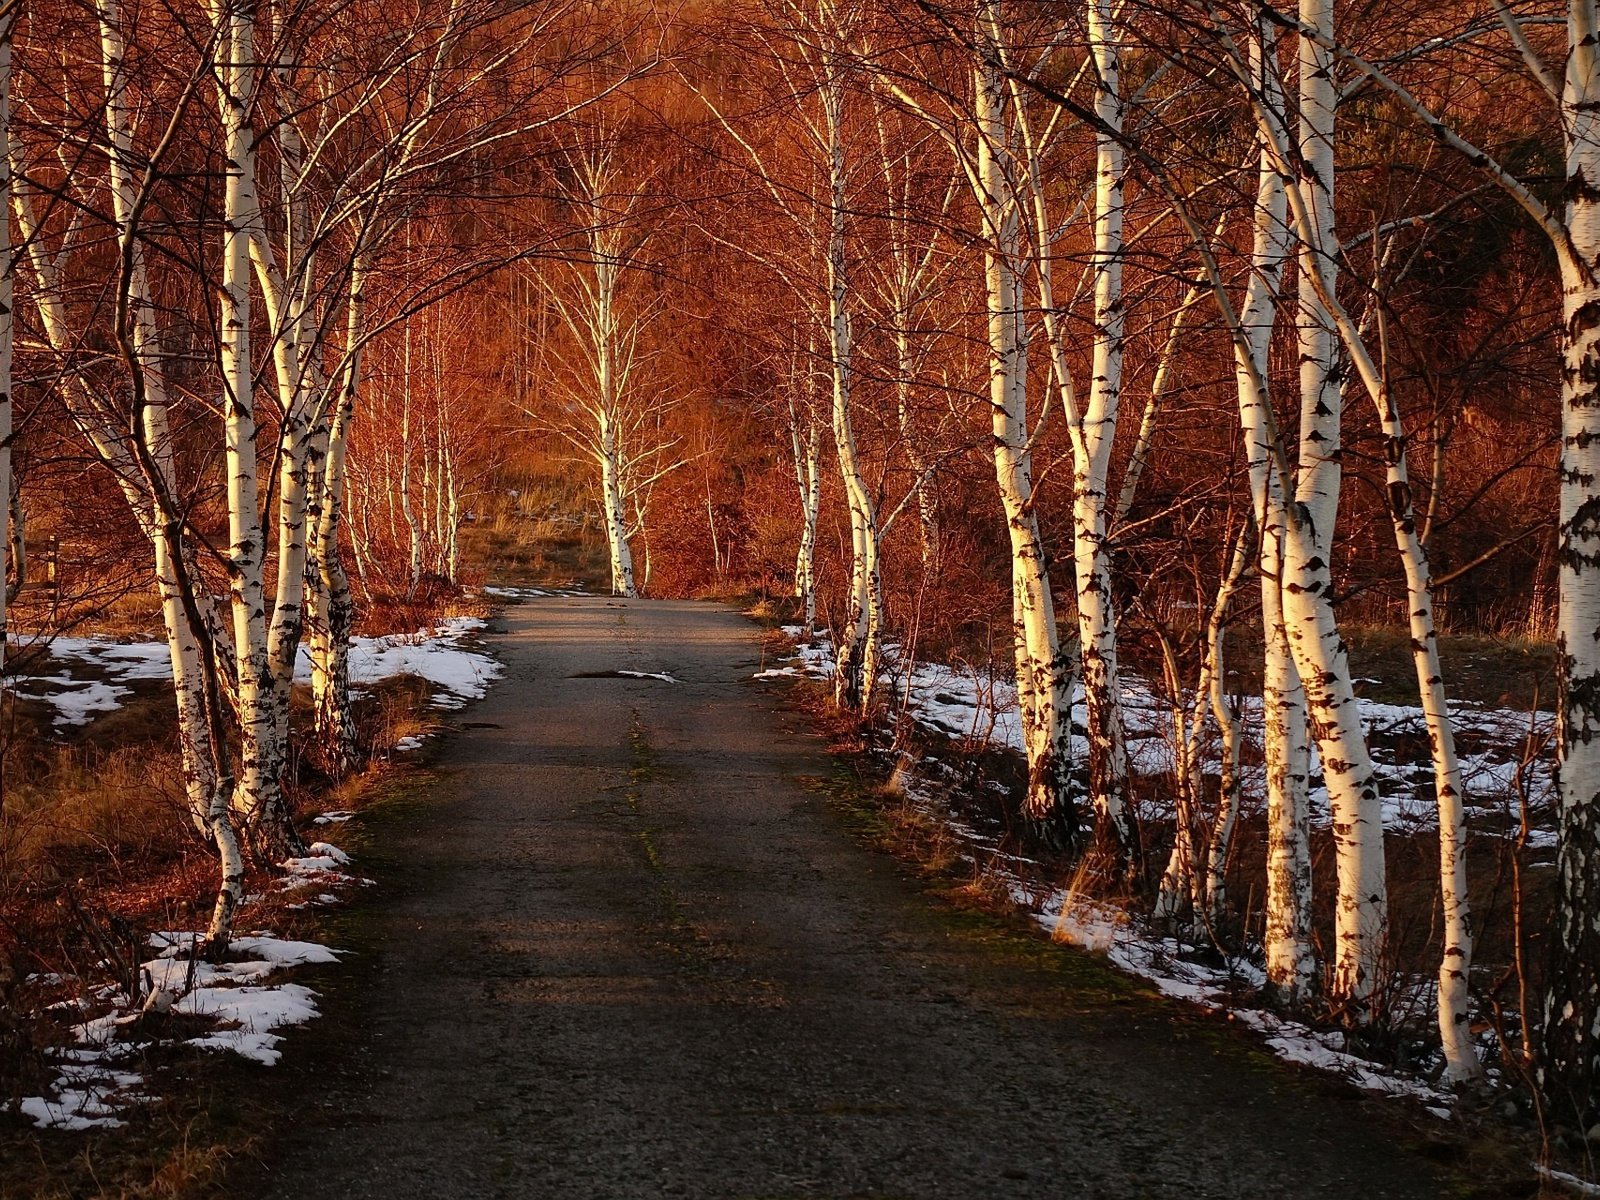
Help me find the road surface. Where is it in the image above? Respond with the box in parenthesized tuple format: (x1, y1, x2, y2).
(245, 596, 1461, 1199)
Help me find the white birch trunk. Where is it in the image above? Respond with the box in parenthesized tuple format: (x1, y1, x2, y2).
(91, 6, 226, 838)
(820, 67, 881, 712)
(894, 329, 938, 576)
(401, 319, 424, 597)
(214, 0, 298, 860)
(1295, 0, 1343, 554)
(1544, 0, 1600, 1113)
(974, 37, 1075, 843)
(311, 255, 366, 774)
(1201, 538, 1249, 926)
(1078, 0, 1136, 863)
(1235, 21, 1388, 1010)
(1236, 30, 1318, 1001)
(600, 413, 636, 597)
(790, 400, 821, 629)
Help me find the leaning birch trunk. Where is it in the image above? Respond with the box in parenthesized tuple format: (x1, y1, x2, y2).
(91, 0, 242, 948)
(1236, 30, 1317, 1001)
(1077, 0, 1136, 865)
(973, 39, 1075, 844)
(1277, 199, 1478, 1070)
(1371, 340, 1480, 1082)
(89, 2, 225, 836)
(1201, 529, 1251, 926)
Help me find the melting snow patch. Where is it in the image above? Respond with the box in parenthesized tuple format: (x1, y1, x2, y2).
(483, 584, 589, 600)
(618, 670, 678, 683)
(1539, 1166, 1600, 1197)
(294, 616, 502, 711)
(11, 618, 505, 729)
(21, 931, 343, 1129)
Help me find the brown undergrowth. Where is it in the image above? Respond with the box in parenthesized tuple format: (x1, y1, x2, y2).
(0, 623, 471, 1199)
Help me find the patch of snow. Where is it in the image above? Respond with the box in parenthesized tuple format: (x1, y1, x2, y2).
(1539, 1166, 1600, 1197)
(618, 670, 678, 683)
(22, 929, 343, 1129)
(294, 616, 502, 711)
(178, 983, 321, 1065)
(393, 734, 426, 752)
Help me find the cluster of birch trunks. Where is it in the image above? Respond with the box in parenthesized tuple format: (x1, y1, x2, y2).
(0, 3, 610, 959)
(684, 0, 1600, 1124)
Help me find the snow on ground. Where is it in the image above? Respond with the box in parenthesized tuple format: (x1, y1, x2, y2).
(6, 637, 175, 726)
(482, 585, 590, 600)
(21, 925, 345, 1129)
(4, 618, 502, 727)
(21, 830, 386, 1129)
(768, 627, 1558, 851)
(20, 619, 508, 1130)
(293, 616, 502, 712)
(756, 627, 1545, 1113)
(17, 610, 509, 1130)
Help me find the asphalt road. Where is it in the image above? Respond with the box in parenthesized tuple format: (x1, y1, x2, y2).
(244, 596, 1460, 1200)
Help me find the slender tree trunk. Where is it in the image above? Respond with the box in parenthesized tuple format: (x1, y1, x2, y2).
(311, 254, 367, 775)
(821, 68, 881, 713)
(1541, 10, 1600, 1117)
(1202, 534, 1250, 926)
(1236, 31, 1318, 1001)
(789, 399, 821, 628)
(87, 5, 229, 837)
(973, 38, 1076, 844)
(215, 0, 301, 861)
(894, 329, 938, 576)
(1077, 0, 1137, 866)
(1236, 23, 1388, 1011)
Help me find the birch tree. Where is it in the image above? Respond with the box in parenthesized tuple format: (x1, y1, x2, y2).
(1233, 0, 1597, 1099)
(691, 2, 886, 711)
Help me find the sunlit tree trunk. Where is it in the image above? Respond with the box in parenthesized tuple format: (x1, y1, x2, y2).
(1076, 0, 1136, 864)
(974, 30, 1075, 844)
(1544, 1, 1600, 1114)
(212, 0, 302, 860)
(1243, 31, 1387, 1010)
(88, 4, 224, 837)
(310, 254, 367, 774)
(1235, 29, 1317, 1001)
(789, 395, 822, 628)
(820, 64, 881, 712)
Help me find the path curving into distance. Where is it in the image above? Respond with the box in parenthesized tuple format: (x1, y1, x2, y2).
(244, 596, 1462, 1200)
